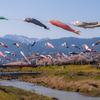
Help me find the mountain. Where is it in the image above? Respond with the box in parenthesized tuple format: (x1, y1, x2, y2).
(3, 34, 50, 43)
(3, 34, 39, 43)
(34, 37, 100, 55)
(0, 34, 100, 60)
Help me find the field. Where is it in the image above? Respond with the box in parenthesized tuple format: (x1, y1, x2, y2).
(1, 64, 100, 97)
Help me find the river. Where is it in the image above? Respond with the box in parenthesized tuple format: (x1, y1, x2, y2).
(0, 79, 100, 100)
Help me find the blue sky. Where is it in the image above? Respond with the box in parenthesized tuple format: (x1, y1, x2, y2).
(0, 0, 100, 39)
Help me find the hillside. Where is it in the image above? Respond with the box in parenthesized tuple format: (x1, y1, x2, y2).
(0, 35, 100, 60)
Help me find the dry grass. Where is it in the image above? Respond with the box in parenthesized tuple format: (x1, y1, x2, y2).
(19, 73, 100, 97)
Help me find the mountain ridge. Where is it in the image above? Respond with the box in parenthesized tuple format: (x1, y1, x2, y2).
(0, 34, 99, 60)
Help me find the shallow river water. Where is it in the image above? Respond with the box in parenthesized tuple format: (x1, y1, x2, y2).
(0, 79, 100, 100)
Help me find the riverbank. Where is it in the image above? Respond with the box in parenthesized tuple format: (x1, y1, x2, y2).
(1, 65, 100, 97)
(0, 85, 54, 100)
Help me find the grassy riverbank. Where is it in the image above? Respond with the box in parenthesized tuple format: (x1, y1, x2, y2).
(1, 64, 100, 97)
(0, 85, 54, 100)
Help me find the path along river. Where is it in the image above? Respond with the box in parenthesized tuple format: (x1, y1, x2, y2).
(0, 79, 100, 100)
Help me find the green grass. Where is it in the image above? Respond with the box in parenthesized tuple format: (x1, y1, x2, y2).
(1, 65, 100, 81)
(0, 90, 13, 100)
(1, 64, 99, 72)
(0, 86, 53, 100)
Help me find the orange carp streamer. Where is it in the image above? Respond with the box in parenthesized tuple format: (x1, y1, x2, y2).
(49, 19, 80, 35)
